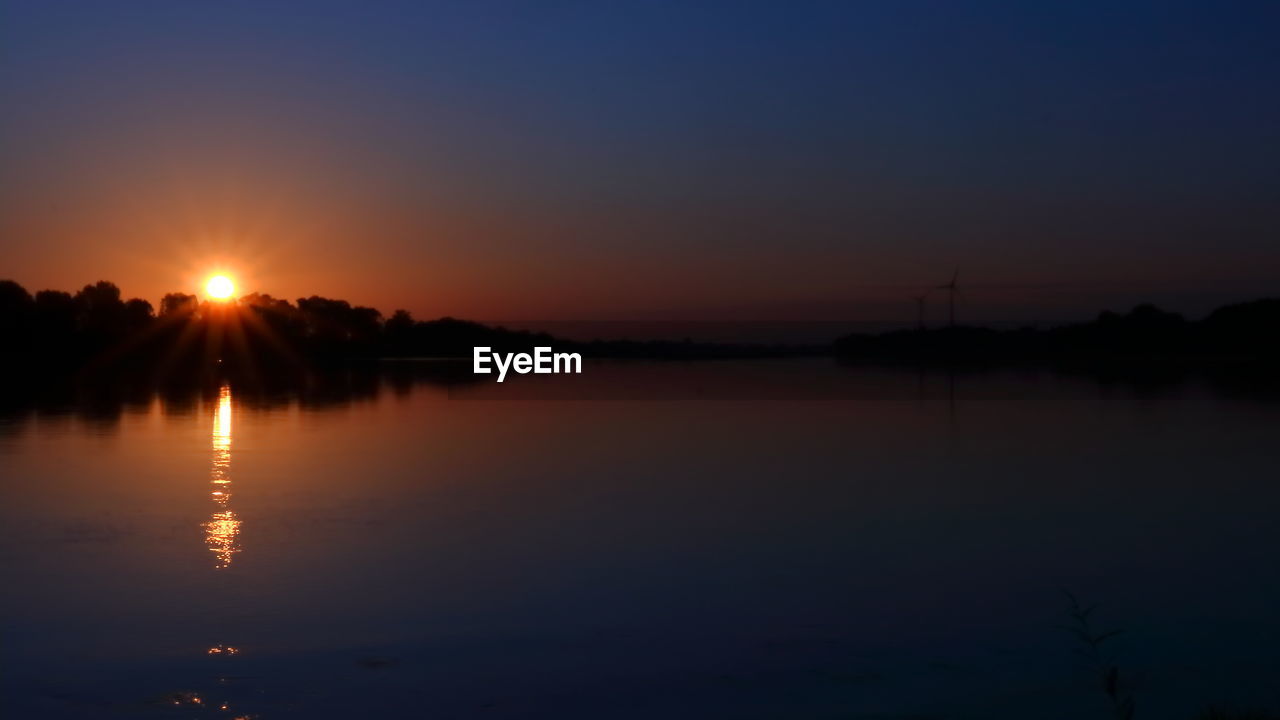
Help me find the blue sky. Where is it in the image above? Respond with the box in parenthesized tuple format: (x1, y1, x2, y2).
(2, 1, 1277, 324)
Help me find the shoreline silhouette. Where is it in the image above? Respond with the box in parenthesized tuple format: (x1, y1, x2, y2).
(1, 279, 1276, 382)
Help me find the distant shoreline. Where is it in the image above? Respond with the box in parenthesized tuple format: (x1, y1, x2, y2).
(1, 280, 1276, 378)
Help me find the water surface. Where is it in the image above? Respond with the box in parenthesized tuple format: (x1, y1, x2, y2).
(2, 360, 1278, 718)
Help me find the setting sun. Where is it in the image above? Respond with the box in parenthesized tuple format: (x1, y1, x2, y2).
(206, 275, 235, 300)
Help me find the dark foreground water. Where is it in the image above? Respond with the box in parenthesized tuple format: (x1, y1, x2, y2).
(2, 359, 1278, 719)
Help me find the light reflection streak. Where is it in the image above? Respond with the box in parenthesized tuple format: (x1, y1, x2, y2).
(202, 385, 241, 568)
(189, 387, 250, 714)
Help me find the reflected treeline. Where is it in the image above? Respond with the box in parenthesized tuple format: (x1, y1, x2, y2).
(0, 361, 482, 437)
(1, 355, 1276, 440)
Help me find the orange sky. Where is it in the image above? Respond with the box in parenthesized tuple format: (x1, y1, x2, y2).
(3, 2, 1278, 328)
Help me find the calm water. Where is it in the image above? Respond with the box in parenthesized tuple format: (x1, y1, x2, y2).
(2, 360, 1278, 719)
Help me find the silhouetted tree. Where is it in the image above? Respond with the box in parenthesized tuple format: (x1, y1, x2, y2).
(1201, 298, 1280, 355)
(75, 281, 126, 337)
(123, 298, 154, 330)
(384, 309, 414, 353)
(238, 293, 307, 362)
(161, 292, 198, 316)
(0, 279, 33, 309)
(0, 280, 34, 340)
(296, 296, 382, 352)
(34, 289, 75, 336)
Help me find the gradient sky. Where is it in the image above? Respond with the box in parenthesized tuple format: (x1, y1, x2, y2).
(1, 0, 1277, 328)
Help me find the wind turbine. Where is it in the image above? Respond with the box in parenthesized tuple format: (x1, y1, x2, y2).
(937, 269, 960, 327)
(912, 292, 929, 329)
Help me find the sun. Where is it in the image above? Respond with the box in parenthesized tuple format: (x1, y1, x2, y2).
(205, 275, 235, 300)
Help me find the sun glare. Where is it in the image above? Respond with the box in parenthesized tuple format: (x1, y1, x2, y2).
(206, 275, 235, 300)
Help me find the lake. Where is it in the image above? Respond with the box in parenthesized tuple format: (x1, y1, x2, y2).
(2, 359, 1278, 718)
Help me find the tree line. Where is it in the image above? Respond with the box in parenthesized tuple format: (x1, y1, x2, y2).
(0, 279, 566, 376)
(0, 278, 814, 379)
(2, 278, 1276, 381)
(832, 299, 1280, 364)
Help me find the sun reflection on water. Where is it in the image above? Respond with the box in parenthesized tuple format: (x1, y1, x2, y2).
(203, 385, 241, 568)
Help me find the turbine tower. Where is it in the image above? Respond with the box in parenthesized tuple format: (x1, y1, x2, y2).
(937, 269, 960, 327)
(913, 293, 928, 329)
